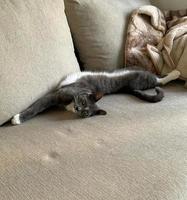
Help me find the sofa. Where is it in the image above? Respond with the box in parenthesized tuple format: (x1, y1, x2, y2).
(0, 0, 187, 200)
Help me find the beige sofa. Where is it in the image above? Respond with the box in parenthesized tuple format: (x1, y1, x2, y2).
(1, 1, 187, 200)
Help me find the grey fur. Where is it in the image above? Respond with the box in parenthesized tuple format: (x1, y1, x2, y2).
(12, 68, 165, 124)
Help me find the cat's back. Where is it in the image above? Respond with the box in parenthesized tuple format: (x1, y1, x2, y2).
(58, 71, 92, 88)
(58, 68, 151, 88)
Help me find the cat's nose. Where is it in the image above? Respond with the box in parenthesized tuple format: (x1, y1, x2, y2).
(81, 110, 89, 118)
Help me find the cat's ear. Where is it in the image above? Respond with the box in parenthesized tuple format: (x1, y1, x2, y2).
(92, 92, 103, 102)
(88, 92, 103, 102)
(95, 109, 107, 115)
(95, 92, 103, 101)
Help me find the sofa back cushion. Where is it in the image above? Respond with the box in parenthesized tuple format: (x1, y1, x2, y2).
(151, 0, 187, 10)
(64, 0, 150, 71)
(0, 0, 80, 125)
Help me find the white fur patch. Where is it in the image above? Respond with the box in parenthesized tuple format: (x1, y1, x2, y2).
(59, 70, 131, 87)
(168, 70, 181, 80)
(11, 114, 21, 125)
(65, 102, 76, 113)
(157, 70, 181, 85)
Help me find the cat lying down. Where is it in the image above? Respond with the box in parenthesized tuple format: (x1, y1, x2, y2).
(11, 68, 180, 125)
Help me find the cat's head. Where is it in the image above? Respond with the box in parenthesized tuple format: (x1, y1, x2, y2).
(73, 92, 106, 118)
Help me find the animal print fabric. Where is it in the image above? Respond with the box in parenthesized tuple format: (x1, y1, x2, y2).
(125, 5, 187, 82)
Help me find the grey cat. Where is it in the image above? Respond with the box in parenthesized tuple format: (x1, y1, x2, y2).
(11, 68, 180, 125)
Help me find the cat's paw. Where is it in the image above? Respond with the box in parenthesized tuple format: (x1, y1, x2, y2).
(11, 114, 22, 125)
(168, 70, 181, 80)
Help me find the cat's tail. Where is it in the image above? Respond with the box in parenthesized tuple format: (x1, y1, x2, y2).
(131, 87, 164, 103)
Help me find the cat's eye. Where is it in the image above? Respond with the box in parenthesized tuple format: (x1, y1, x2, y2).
(75, 105, 81, 112)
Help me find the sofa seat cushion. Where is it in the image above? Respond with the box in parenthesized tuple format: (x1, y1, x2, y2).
(1, 82, 187, 200)
(0, 0, 80, 125)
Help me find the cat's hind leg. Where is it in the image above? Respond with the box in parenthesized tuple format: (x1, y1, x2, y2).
(11, 93, 58, 125)
(156, 70, 180, 85)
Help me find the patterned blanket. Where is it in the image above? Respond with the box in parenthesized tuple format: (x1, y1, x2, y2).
(125, 5, 187, 86)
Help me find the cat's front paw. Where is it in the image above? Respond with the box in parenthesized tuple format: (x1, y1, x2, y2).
(11, 114, 22, 125)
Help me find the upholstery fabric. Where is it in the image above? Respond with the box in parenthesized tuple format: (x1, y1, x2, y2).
(151, 0, 187, 10)
(0, 82, 187, 200)
(125, 5, 187, 87)
(0, 0, 80, 125)
(125, 5, 166, 73)
(64, 0, 150, 71)
(147, 9, 187, 83)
